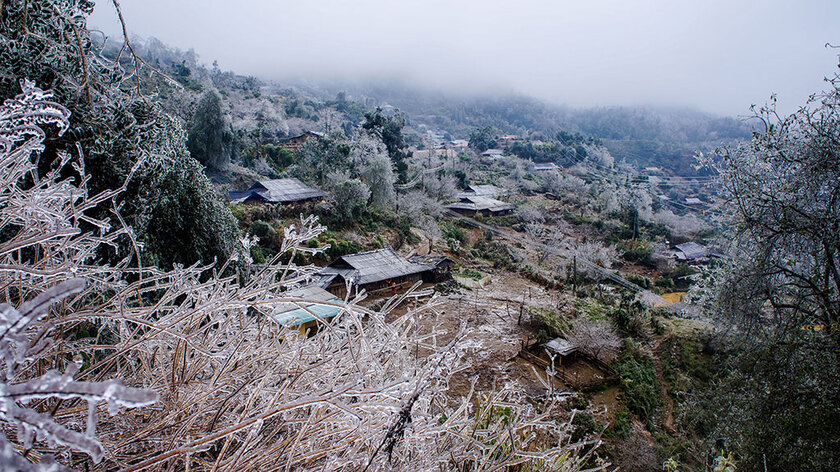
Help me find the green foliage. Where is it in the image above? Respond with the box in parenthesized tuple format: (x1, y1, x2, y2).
(327, 91, 367, 123)
(615, 340, 660, 428)
(291, 133, 352, 184)
(187, 91, 230, 170)
(142, 153, 239, 268)
(694, 335, 840, 472)
(242, 143, 294, 173)
(250, 220, 281, 248)
(468, 126, 497, 152)
(618, 240, 653, 265)
(283, 97, 318, 120)
(324, 238, 361, 260)
(626, 273, 651, 289)
(362, 108, 411, 183)
(608, 407, 631, 438)
(0, 2, 238, 269)
(453, 268, 483, 280)
(250, 245, 267, 264)
(332, 179, 370, 226)
(575, 297, 611, 320)
(571, 411, 600, 443)
(659, 334, 713, 396)
(440, 221, 465, 243)
(654, 277, 674, 289)
(669, 264, 697, 289)
(530, 307, 570, 336)
(373, 234, 386, 249)
(509, 131, 595, 165)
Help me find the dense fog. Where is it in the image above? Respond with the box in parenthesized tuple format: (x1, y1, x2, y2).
(88, 0, 839, 116)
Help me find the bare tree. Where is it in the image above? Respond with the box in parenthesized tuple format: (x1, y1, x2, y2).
(653, 209, 707, 238)
(564, 318, 623, 363)
(420, 217, 443, 250)
(569, 241, 620, 281)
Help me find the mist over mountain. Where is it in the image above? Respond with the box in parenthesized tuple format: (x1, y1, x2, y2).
(273, 77, 754, 174)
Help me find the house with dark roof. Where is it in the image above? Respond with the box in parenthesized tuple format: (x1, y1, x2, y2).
(281, 130, 324, 151)
(407, 254, 455, 282)
(446, 195, 515, 216)
(271, 285, 344, 334)
(481, 148, 504, 158)
(228, 178, 327, 205)
(674, 242, 710, 262)
(316, 248, 432, 297)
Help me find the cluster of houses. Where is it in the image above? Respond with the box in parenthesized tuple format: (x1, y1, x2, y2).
(230, 178, 519, 218)
(226, 176, 515, 333)
(271, 248, 454, 333)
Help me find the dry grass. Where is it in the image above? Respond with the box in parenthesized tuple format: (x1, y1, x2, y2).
(0, 83, 610, 471)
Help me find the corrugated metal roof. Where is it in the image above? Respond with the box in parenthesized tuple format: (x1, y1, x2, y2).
(407, 254, 454, 268)
(321, 248, 429, 285)
(228, 190, 262, 204)
(271, 285, 344, 327)
(675, 242, 709, 260)
(544, 338, 578, 356)
(249, 178, 327, 203)
(446, 195, 515, 213)
(533, 162, 558, 171)
(467, 184, 505, 197)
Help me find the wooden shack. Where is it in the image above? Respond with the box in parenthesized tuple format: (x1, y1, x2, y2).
(317, 248, 431, 298)
(281, 131, 324, 151)
(407, 254, 455, 282)
(445, 195, 515, 216)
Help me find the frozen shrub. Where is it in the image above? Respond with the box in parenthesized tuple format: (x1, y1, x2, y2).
(0, 83, 606, 471)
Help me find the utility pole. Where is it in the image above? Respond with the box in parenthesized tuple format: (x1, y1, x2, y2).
(572, 256, 577, 297)
(634, 208, 639, 240)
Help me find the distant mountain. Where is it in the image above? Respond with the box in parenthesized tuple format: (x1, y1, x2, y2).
(106, 36, 752, 176)
(293, 79, 754, 175)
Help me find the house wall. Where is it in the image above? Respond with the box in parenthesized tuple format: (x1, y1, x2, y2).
(325, 273, 423, 298)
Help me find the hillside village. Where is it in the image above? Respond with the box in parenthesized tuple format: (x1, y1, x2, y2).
(214, 82, 726, 469)
(98, 37, 732, 469)
(1, 5, 837, 472)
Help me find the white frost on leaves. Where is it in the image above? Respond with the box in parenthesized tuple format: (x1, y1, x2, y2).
(0, 83, 158, 469)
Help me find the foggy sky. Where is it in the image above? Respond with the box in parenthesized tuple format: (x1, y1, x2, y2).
(89, 0, 840, 116)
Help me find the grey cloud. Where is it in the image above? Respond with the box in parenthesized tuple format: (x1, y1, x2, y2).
(89, 0, 840, 115)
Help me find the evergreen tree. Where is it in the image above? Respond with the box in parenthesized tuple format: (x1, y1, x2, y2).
(468, 126, 497, 152)
(0, 2, 239, 269)
(187, 90, 229, 170)
(362, 108, 411, 183)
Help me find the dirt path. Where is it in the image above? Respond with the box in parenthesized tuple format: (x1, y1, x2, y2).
(651, 335, 676, 433)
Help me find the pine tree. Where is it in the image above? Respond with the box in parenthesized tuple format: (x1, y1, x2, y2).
(187, 90, 229, 170)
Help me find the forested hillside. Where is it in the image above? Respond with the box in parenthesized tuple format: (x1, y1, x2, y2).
(300, 80, 752, 175)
